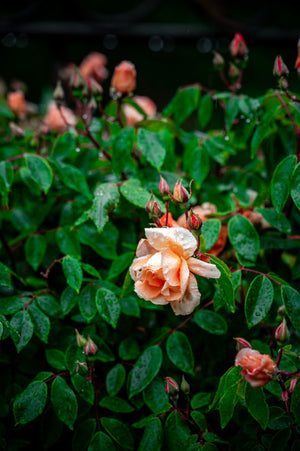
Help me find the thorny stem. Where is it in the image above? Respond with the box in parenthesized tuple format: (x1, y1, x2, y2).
(230, 266, 283, 286)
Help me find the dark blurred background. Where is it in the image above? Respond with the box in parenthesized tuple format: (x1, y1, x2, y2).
(1, 0, 300, 109)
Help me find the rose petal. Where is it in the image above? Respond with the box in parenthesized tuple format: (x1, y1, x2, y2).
(136, 239, 156, 257)
(171, 274, 200, 316)
(130, 255, 152, 280)
(187, 257, 221, 279)
(145, 227, 197, 259)
(135, 278, 163, 300)
(161, 248, 181, 286)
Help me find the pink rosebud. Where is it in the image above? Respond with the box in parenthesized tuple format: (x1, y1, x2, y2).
(111, 61, 136, 94)
(170, 179, 193, 204)
(235, 348, 276, 388)
(275, 317, 289, 346)
(145, 192, 162, 218)
(212, 51, 225, 69)
(233, 337, 252, 350)
(281, 389, 289, 403)
(273, 55, 289, 77)
(186, 209, 202, 236)
(75, 328, 87, 347)
(79, 52, 108, 83)
(159, 175, 170, 197)
(229, 33, 248, 58)
(7, 91, 26, 117)
(84, 337, 98, 356)
(295, 39, 300, 69)
(289, 378, 298, 394)
(165, 377, 179, 395)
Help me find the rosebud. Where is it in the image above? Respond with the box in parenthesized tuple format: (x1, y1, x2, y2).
(75, 360, 88, 375)
(9, 121, 25, 137)
(70, 67, 86, 90)
(295, 39, 300, 69)
(165, 377, 179, 395)
(181, 375, 190, 394)
(159, 175, 170, 197)
(75, 329, 87, 348)
(278, 305, 285, 316)
(84, 337, 98, 356)
(89, 77, 103, 97)
(289, 378, 298, 394)
(169, 179, 193, 204)
(212, 51, 225, 69)
(228, 62, 239, 79)
(233, 337, 252, 350)
(186, 209, 202, 235)
(111, 61, 136, 94)
(281, 389, 289, 403)
(53, 80, 64, 103)
(275, 317, 289, 346)
(279, 77, 289, 90)
(145, 192, 162, 218)
(273, 55, 289, 77)
(229, 33, 248, 58)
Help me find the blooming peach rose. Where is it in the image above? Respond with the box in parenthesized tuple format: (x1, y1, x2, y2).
(79, 52, 108, 83)
(111, 61, 136, 94)
(235, 348, 276, 388)
(130, 227, 221, 315)
(7, 91, 26, 117)
(177, 203, 227, 257)
(43, 101, 77, 133)
(123, 95, 156, 126)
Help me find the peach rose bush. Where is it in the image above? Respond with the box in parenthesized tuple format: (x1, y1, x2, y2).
(0, 35, 300, 450)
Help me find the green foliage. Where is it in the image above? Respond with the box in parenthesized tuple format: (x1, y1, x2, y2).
(1, 42, 300, 450)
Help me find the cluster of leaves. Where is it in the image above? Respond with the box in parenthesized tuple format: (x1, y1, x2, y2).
(0, 48, 300, 451)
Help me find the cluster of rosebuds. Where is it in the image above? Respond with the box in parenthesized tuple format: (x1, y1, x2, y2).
(75, 328, 98, 356)
(213, 33, 249, 91)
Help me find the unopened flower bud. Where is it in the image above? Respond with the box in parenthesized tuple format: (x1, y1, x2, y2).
(275, 317, 289, 346)
(159, 175, 170, 196)
(75, 329, 87, 347)
(111, 61, 136, 94)
(273, 56, 289, 77)
(84, 337, 98, 355)
(289, 378, 298, 394)
(53, 80, 64, 103)
(229, 33, 248, 58)
(279, 77, 289, 90)
(181, 375, 190, 394)
(278, 305, 285, 316)
(186, 209, 202, 235)
(165, 377, 179, 395)
(145, 192, 162, 218)
(76, 360, 88, 375)
(295, 39, 300, 69)
(9, 121, 25, 137)
(233, 337, 252, 350)
(70, 67, 86, 90)
(89, 77, 103, 97)
(228, 63, 239, 79)
(212, 51, 225, 69)
(281, 389, 289, 403)
(170, 179, 193, 204)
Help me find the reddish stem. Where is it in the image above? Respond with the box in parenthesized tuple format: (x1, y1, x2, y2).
(230, 266, 283, 286)
(43, 371, 69, 384)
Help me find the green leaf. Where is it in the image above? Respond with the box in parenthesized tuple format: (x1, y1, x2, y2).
(107, 252, 134, 281)
(65, 344, 86, 375)
(25, 154, 53, 193)
(163, 87, 200, 124)
(120, 178, 164, 210)
(184, 142, 210, 188)
(45, 349, 67, 370)
(207, 254, 235, 312)
(72, 419, 96, 451)
(118, 337, 140, 360)
(0, 161, 13, 206)
(0, 261, 13, 288)
(13, 381, 47, 424)
(96, 288, 120, 328)
(100, 396, 134, 413)
(81, 262, 101, 279)
(271, 155, 297, 212)
(250, 123, 274, 158)
(194, 310, 228, 335)
(28, 303, 51, 343)
(36, 294, 62, 317)
(106, 364, 126, 396)
(101, 417, 134, 450)
(291, 163, 300, 210)
(71, 373, 95, 405)
(51, 376, 78, 430)
(143, 379, 171, 414)
(121, 296, 140, 317)
(62, 255, 83, 292)
(166, 331, 194, 374)
(25, 235, 47, 271)
(255, 208, 291, 234)
(219, 383, 239, 428)
(202, 220, 221, 252)
(198, 94, 213, 129)
(291, 377, 300, 426)
(60, 287, 79, 314)
(78, 285, 98, 322)
(245, 275, 274, 328)
(56, 162, 91, 199)
(78, 222, 119, 260)
(225, 96, 240, 130)
(245, 385, 269, 429)
(128, 346, 163, 398)
(56, 227, 81, 259)
(137, 128, 166, 170)
(164, 410, 196, 450)
(88, 183, 120, 233)
(10, 310, 34, 352)
(281, 285, 300, 334)
(191, 392, 212, 409)
(88, 431, 116, 451)
(112, 127, 135, 174)
(138, 418, 163, 451)
(0, 100, 14, 118)
(228, 214, 260, 264)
